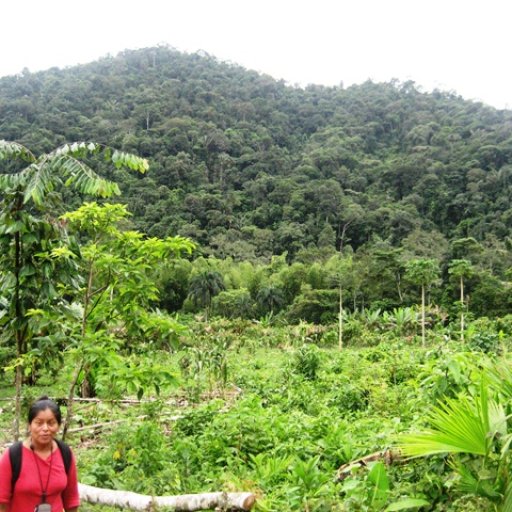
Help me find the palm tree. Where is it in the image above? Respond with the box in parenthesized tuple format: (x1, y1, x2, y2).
(188, 269, 225, 321)
(256, 283, 285, 316)
(448, 259, 474, 343)
(363, 308, 382, 330)
(399, 382, 512, 509)
(327, 254, 353, 350)
(404, 258, 440, 346)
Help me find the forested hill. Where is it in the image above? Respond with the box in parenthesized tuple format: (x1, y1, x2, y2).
(1, 45, 512, 262)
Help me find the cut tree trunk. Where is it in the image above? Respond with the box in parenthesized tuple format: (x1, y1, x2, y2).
(336, 449, 402, 481)
(79, 483, 256, 511)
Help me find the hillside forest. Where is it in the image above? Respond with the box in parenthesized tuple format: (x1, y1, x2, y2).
(1, 46, 512, 511)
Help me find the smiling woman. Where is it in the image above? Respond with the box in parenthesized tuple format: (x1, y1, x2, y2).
(0, 396, 80, 512)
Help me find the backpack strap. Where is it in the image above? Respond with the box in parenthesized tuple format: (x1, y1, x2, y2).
(55, 439, 72, 475)
(9, 439, 72, 493)
(8, 441, 23, 493)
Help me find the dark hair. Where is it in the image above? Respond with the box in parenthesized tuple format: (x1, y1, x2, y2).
(28, 396, 62, 425)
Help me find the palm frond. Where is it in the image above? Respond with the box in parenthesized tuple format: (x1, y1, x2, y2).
(0, 140, 36, 162)
(23, 161, 55, 206)
(0, 173, 25, 191)
(0, 141, 36, 192)
(51, 142, 148, 174)
(52, 141, 99, 159)
(399, 391, 493, 457)
(111, 149, 149, 173)
(488, 399, 508, 438)
(485, 360, 512, 402)
(2, 141, 147, 204)
(49, 155, 120, 198)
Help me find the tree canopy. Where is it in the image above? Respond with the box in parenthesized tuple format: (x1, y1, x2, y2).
(1, 46, 512, 263)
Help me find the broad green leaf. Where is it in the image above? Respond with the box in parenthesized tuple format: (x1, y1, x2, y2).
(23, 162, 55, 206)
(50, 247, 77, 259)
(368, 462, 389, 509)
(1, 221, 26, 234)
(0, 173, 25, 190)
(368, 461, 390, 491)
(385, 498, 430, 511)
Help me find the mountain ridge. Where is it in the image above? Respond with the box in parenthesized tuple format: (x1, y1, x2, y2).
(1, 45, 512, 262)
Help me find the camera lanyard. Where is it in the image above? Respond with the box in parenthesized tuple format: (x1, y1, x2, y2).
(30, 444, 53, 503)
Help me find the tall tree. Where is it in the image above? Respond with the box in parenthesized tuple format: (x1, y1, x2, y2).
(448, 259, 474, 343)
(326, 254, 353, 349)
(0, 140, 148, 438)
(404, 258, 440, 346)
(256, 283, 285, 317)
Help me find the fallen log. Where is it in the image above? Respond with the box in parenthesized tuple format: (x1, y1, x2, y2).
(336, 448, 403, 481)
(79, 483, 256, 511)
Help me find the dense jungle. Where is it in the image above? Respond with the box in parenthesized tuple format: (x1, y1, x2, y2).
(1, 46, 512, 511)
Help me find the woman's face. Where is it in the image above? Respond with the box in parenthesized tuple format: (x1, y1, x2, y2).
(29, 408, 60, 447)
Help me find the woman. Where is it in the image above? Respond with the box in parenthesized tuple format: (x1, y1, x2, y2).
(0, 396, 80, 512)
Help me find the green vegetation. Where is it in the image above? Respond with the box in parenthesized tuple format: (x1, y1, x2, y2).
(2, 319, 512, 511)
(2, 47, 512, 322)
(1, 46, 512, 510)
(1, 46, 512, 265)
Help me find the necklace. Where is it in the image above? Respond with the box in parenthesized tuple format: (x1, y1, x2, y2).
(30, 442, 53, 503)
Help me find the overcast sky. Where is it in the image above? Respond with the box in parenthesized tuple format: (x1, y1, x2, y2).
(2, 0, 511, 109)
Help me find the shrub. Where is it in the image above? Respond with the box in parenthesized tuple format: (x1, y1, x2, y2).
(328, 384, 370, 413)
(467, 332, 501, 354)
(87, 419, 171, 494)
(292, 344, 322, 380)
(466, 317, 502, 354)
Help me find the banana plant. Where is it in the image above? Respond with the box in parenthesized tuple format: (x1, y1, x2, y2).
(382, 307, 418, 337)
